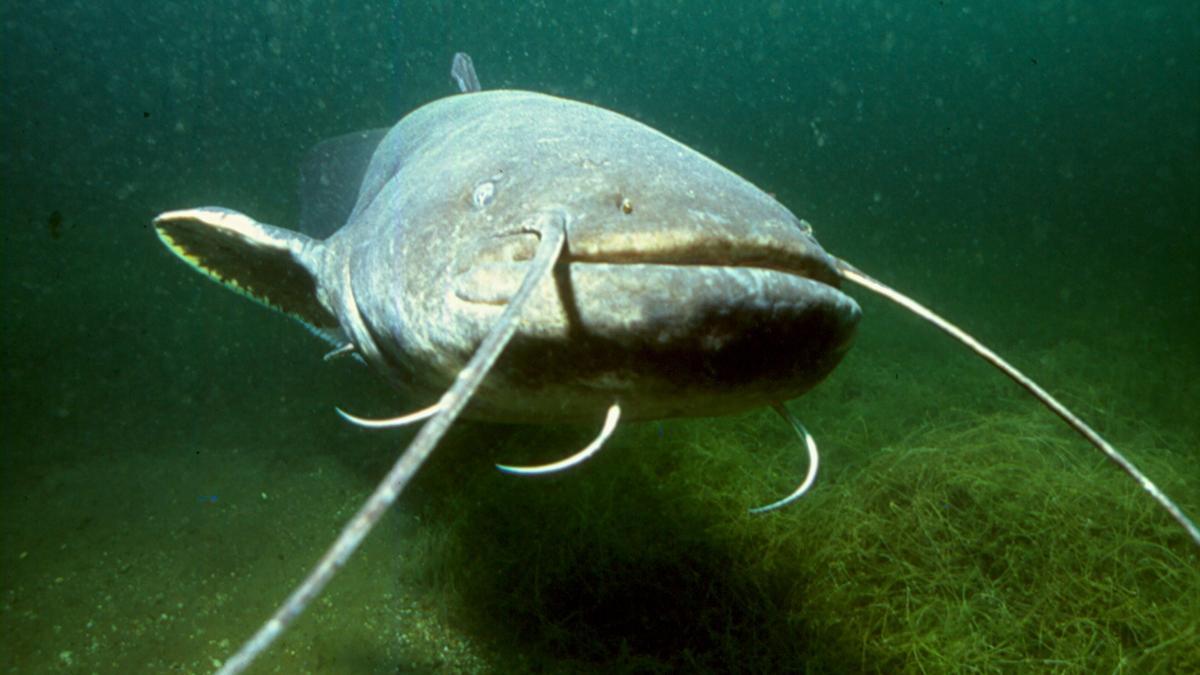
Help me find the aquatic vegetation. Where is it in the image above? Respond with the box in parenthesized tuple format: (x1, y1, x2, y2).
(397, 399, 1198, 673)
(779, 415, 1199, 672)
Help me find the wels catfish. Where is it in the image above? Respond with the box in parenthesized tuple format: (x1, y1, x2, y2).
(152, 53, 1199, 674)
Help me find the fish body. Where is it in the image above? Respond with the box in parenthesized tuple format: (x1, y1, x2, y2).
(157, 90, 860, 423)
(153, 55, 1198, 675)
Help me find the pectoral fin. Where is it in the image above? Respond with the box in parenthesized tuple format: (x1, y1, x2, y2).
(153, 207, 338, 331)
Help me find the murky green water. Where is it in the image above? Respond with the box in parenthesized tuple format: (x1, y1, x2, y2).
(3, 2, 1197, 672)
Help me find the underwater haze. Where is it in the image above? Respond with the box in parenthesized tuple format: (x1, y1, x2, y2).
(2, 1, 1198, 673)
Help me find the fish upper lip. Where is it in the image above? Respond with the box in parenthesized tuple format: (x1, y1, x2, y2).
(562, 226, 843, 289)
(568, 249, 836, 281)
(462, 216, 846, 291)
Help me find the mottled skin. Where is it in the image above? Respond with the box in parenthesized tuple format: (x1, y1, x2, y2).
(312, 90, 861, 422)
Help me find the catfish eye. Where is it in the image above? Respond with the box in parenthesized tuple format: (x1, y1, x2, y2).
(472, 180, 497, 209)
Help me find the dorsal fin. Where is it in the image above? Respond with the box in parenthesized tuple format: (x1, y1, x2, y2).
(293, 53, 482, 243)
(451, 52, 482, 93)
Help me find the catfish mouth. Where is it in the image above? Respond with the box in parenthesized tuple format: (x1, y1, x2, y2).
(556, 224, 860, 361)
(562, 215, 845, 289)
(447, 216, 862, 421)
(455, 215, 849, 304)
